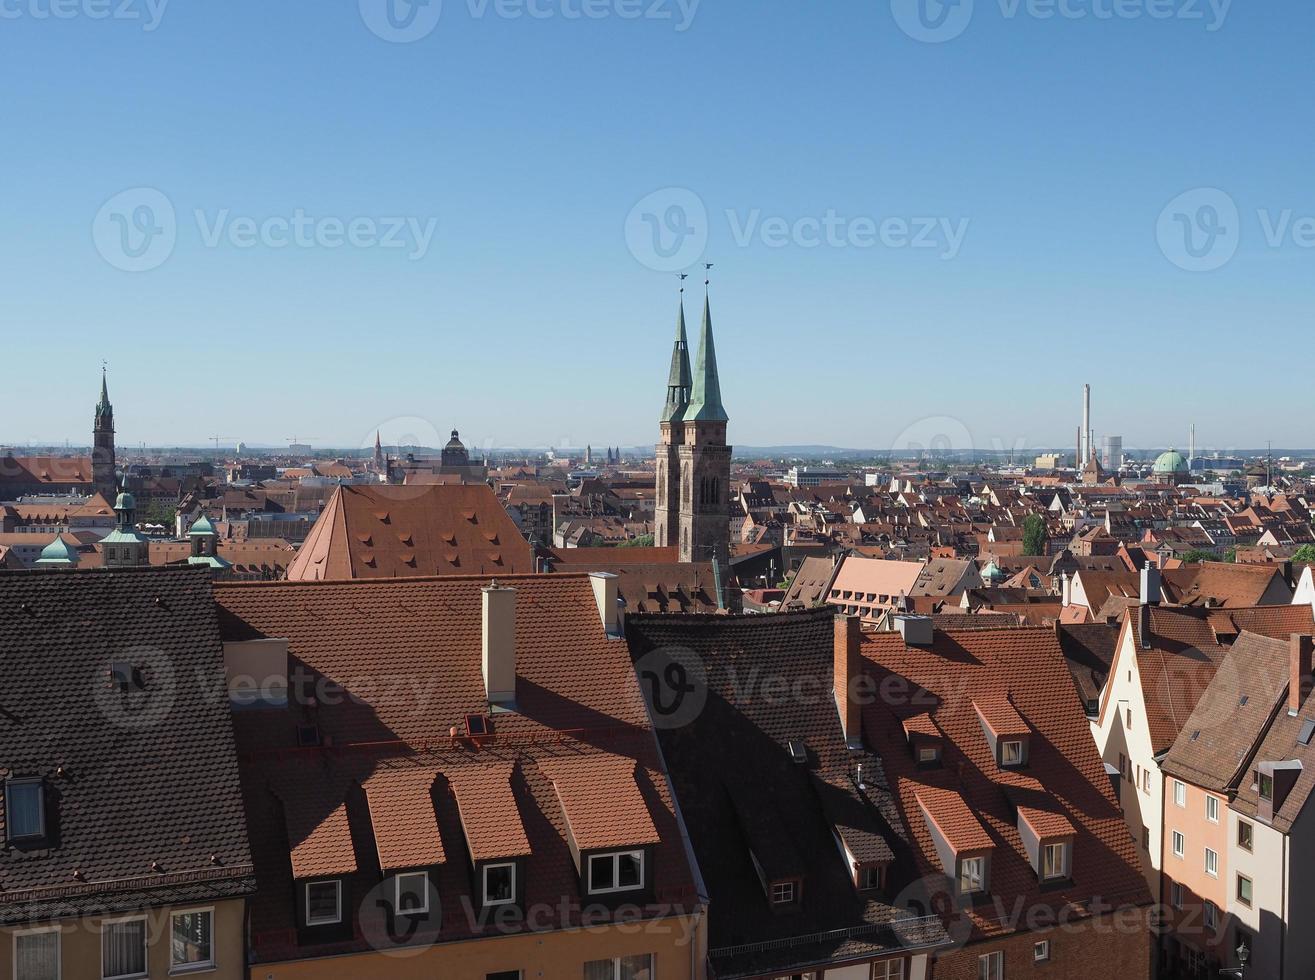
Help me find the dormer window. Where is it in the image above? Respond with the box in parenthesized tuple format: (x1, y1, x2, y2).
(5, 777, 45, 841)
(394, 871, 429, 915)
(958, 855, 985, 895)
(917, 745, 941, 766)
(587, 850, 644, 894)
(483, 862, 516, 906)
(770, 879, 797, 905)
(1042, 842, 1069, 880)
(304, 880, 342, 926)
(1258, 772, 1274, 801)
(1001, 740, 1024, 766)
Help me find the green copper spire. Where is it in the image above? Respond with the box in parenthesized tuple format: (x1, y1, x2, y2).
(684, 293, 728, 423)
(660, 295, 692, 423)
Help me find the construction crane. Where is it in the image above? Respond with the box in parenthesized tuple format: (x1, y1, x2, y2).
(210, 436, 234, 451)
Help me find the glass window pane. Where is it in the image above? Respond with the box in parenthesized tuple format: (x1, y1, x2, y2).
(590, 855, 615, 891)
(171, 910, 212, 966)
(103, 919, 146, 978)
(583, 959, 615, 980)
(617, 853, 642, 888)
(15, 931, 58, 980)
(397, 873, 428, 912)
(7, 781, 43, 839)
(306, 882, 340, 924)
(485, 864, 514, 903)
(618, 954, 653, 980)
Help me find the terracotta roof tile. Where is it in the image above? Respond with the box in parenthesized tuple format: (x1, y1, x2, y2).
(915, 786, 993, 852)
(283, 797, 357, 879)
(363, 767, 446, 872)
(538, 754, 660, 851)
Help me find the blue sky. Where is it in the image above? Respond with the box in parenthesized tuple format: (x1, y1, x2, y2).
(2, 0, 1312, 455)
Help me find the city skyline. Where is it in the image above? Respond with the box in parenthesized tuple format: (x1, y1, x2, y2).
(3, 4, 1313, 447)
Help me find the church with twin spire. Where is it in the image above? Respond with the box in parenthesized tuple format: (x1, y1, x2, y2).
(654, 285, 732, 566)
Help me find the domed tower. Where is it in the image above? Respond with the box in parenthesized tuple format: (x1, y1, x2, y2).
(92, 367, 116, 499)
(441, 430, 470, 468)
(101, 478, 150, 568)
(1151, 449, 1189, 487)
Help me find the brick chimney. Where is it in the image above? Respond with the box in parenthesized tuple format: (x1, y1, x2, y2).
(482, 582, 517, 705)
(834, 614, 862, 747)
(1289, 633, 1314, 716)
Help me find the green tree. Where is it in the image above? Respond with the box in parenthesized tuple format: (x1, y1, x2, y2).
(1181, 549, 1217, 564)
(619, 534, 655, 548)
(1291, 544, 1315, 564)
(1021, 515, 1047, 556)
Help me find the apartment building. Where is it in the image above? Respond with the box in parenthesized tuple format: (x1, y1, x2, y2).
(0, 567, 255, 980)
(212, 571, 703, 978)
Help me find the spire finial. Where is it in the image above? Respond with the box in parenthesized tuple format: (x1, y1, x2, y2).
(704, 261, 713, 291)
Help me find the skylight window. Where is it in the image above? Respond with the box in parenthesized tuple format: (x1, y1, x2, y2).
(5, 778, 45, 841)
(1299, 719, 1315, 746)
(787, 740, 807, 764)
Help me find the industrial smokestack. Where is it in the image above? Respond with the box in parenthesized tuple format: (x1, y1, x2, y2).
(1083, 383, 1091, 464)
(1189, 424, 1196, 465)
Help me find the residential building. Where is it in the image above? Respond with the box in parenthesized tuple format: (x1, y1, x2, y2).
(0, 566, 255, 980)
(213, 572, 703, 976)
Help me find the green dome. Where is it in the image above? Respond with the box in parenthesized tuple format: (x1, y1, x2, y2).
(188, 515, 216, 536)
(981, 559, 1005, 584)
(115, 490, 135, 511)
(1153, 449, 1189, 474)
(35, 536, 77, 565)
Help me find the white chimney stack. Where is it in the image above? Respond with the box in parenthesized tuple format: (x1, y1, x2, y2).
(1139, 564, 1161, 607)
(1061, 571, 1072, 607)
(589, 571, 621, 637)
(482, 582, 517, 705)
(1082, 383, 1091, 464)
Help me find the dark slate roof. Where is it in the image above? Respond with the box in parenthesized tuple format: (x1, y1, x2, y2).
(0, 567, 254, 923)
(1057, 622, 1120, 709)
(625, 608, 949, 979)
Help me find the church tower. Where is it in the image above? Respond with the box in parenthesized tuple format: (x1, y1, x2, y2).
(655, 292, 692, 549)
(677, 290, 731, 565)
(101, 478, 150, 568)
(92, 368, 116, 499)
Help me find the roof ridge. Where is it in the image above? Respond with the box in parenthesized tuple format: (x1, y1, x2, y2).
(214, 570, 597, 590)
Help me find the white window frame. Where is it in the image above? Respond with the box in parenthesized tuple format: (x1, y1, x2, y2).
(482, 861, 517, 906)
(1237, 873, 1253, 908)
(1238, 819, 1254, 852)
(1001, 740, 1023, 765)
(917, 746, 939, 763)
(1205, 847, 1218, 878)
(770, 880, 796, 904)
(872, 957, 905, 980)
(1204, 901, 1218, 930)
(1172, 830, 1185, 858)
(304, 880, 343, 926)
(959, 856, 985, 894)
(584, 953, 654, 980)
(13, 925, 61, 980)
(1173, 780, 1186, 808)
(978, 950, 1004, 980)
(1206, 794, 1220, 823)
(394, 872, 429, 915)
(1042, 841, 1068, 880)
(168, 906, 214, 973)
(1034, 939, 1050, 962)
(100, 915, 148, 980)
(586, 850, 645, 895)
(5, 777, 45, 841)
(1171, 881, 1183, 909)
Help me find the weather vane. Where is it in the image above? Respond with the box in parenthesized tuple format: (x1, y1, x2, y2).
(678, 272, 687, 295)
(704, 261, 713, 288)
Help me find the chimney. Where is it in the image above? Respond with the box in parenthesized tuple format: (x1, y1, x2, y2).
(895, 614, 934, 648)
(482, 582, 517, 705)
(1061, 571, 1072, 607)
(1289, 633, 1314, 716)
(589, 571, 621, 637)
(834, 615, 862, 748)
(1139, 564, 1161, 607)
(1138, 602, 1152, 650)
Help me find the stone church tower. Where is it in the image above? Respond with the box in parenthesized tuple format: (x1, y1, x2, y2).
(92, 368, 117, 500)
(654, 289, 731, 566)
(654, 296, 691, 549)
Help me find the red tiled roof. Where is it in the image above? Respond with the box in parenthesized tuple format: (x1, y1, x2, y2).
(363, 766, 446, 872)
(915, 786, 993, 852)
(450, 763, 531, 861)
(285, 484, 534, 581)
(539, 754, 660, 851)
(283, 796, 357, 879)
(972, 695, 1029, 737)
(1017, 805, 1076, 840)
